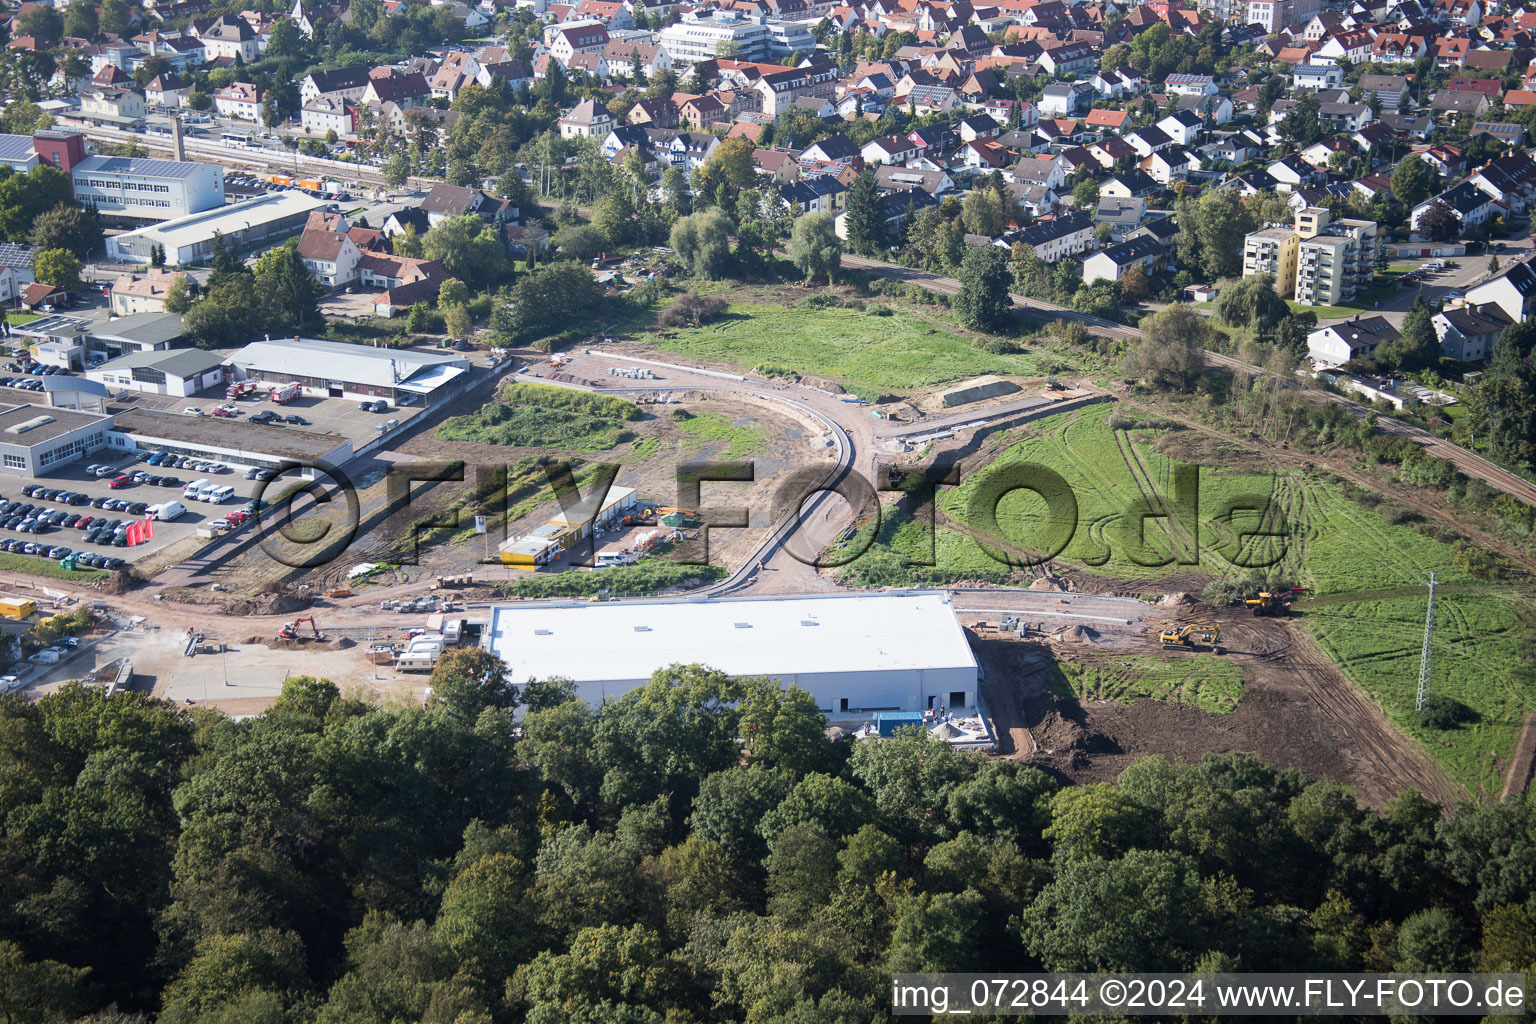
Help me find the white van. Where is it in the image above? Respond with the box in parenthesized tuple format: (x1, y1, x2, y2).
(207, 485, 235, 504)
(147, 500, 187, 521)
(183, 478, 212, 500)
(595, 551, 635, 568)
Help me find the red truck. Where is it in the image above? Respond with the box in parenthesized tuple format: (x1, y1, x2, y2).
(269, 382, 301, 404)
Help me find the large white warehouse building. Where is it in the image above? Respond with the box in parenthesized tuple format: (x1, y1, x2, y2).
(484, 591, 980, 715)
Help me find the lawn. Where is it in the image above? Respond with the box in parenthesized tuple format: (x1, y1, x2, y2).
(0, 552, 108, 583)
(842, 403, 1471, 594)
(5, 313, 39, 326)
(674, 410, 768, 459)
(1307, 591, 1536, 798)
(637, 303, 1053, 395)
(1051, 654, 1246, 714)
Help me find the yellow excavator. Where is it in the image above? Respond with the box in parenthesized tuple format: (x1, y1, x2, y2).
(1159, 623, 1223, 653)
(1245, 588, 1306, 616)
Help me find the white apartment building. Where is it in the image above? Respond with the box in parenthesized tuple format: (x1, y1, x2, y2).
(659, 14, 773, 64)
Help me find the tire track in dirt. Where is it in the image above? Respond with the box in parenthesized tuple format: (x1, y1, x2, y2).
(1281, 623, 1465, 807)
(1501, 714, 1536, 802)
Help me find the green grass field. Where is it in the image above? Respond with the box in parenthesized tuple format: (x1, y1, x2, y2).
(1051, 655, 1246, 714)
(437, 382, 640, 452)
(845, 403, 1478, 596)
(1308, 592, 1536, 799)
(639, 304, 1052, 394)
(674, 411, 768, 459)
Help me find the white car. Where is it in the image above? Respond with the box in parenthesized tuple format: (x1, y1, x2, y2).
(183, 406, 204, 416)
(0, 675, 19, 692)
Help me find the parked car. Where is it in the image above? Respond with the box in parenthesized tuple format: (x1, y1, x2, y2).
(107, 476, 131, 489)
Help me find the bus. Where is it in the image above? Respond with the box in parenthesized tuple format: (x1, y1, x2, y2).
(221, 130, 254, 148)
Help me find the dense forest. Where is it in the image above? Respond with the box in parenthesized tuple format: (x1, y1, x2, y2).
(3, 651, 1535, 1023)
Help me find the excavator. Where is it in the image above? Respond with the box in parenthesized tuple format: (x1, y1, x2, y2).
(1159, 623, 1223, 653)
(1245, 588, 1307, 616)
(277, 616, 323, 641)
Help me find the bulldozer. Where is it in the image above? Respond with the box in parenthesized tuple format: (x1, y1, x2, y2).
(1159, 623, 1223, 653)
(277, 616, 324, 641)
(1245, 588, 1306, 616)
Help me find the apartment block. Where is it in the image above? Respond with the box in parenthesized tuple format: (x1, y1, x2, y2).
(1242, 207, 1377, 307)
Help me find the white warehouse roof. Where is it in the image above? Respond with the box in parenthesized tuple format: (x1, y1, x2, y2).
(227, 336, 469, 389)
(485, 591, 978, 703)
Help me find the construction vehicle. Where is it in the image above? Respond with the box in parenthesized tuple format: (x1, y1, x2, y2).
(327, 587, 352, 599)
(277, 616, 323, 641)
(1045, 377, 1066, 391)
(1245, 588, 1306, 616)
(1159, 623, 1223, 653)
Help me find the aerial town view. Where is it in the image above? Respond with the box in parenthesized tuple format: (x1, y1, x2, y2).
(0, 0, 1535, 1016)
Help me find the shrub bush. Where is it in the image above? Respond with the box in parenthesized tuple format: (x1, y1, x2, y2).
(658, 290, 728, 328)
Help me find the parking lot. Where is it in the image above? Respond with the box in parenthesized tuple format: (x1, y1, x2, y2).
(0, 452, 270, 568)
(142, 384, 433, 448)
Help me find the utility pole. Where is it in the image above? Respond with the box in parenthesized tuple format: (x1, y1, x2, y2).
(1416, 571, 1436, 711)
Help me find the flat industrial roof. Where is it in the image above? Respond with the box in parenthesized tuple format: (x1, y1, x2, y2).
(90, 312, 187, 347)
(75, 154, 210, 180)
(228, 337, 468, 389)
(486, 591, 978, 686)
(0, 134, 35, 164)
(92, 347, 222, 378)
(113, 408, 350, 463)
(0, 403, 113, 447)
(112, 192, 331, 250)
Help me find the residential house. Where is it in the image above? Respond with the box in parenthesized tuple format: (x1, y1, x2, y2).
(418, 184, 516, 228)
(1156, 109, 1204, 146)
(79, 88, 146, 127)
(1139, 145, 1200, 185)
(213, 81, 263, 120)
(1093, 196, 1146, 240)
(300, 66, 371, 106)
(1176, 92, 1234, 124)
(1163, 73, 1218, 96)
(144, 74, 192, 108)
(191, 14, 259, 61)
(301, 96, 353, 136)
(1126, 125, 1174, 158)
(1465, 258, 1536, 323)
(559, 97, 614, 138)
(1011, 154, 1067, 191)
(1100, 169, 1162, 197)
(1411, 179, 1501, 235)
(549, 23, 610, 65)
(1084, 108, 1132, 133)
(1038, 81, 1094, 117)
(861, 134, 919, 165)
(1306, 316, 1401, 367)
(1083, 235, 1163, 284)
(1469, 150, 1536, 215)
(110, 269, 185, 315)
(1293, 63, 1345, 91)
(1432, 302, 1510, 361)
(1012, 210, 1094, 262)
(874, 164, 954, 196)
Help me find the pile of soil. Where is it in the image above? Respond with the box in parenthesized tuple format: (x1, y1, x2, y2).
(1158, 592, 1196, 607)
(163, 586, 314, 617)
(1055, 624, 1101, 643)
(246, 636, 355, 651)
(100, 571, 133, 595)
(1028, 576, 1067, 592)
